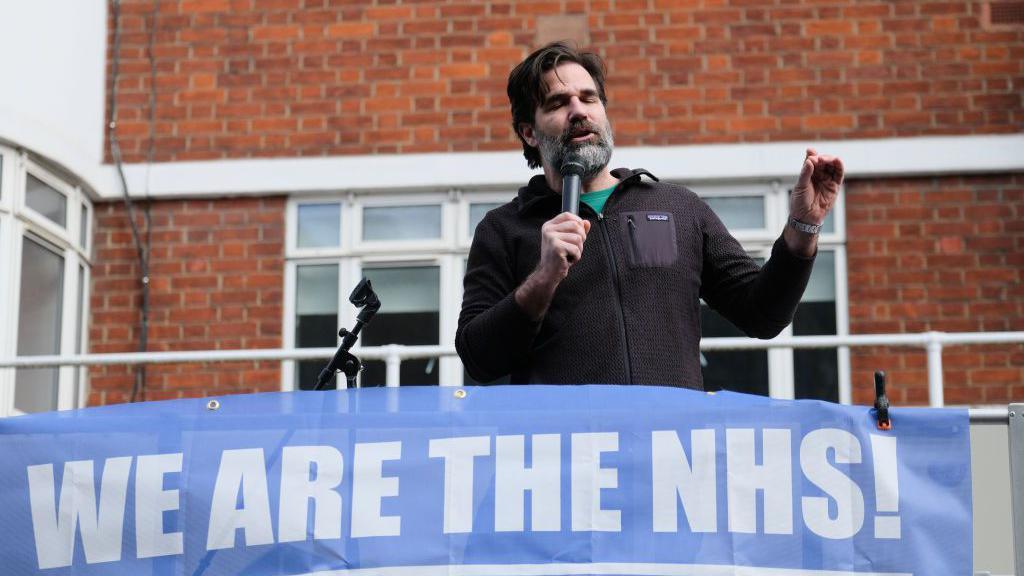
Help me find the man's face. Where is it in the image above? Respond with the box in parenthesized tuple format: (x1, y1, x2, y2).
(521, 62, 614, 179)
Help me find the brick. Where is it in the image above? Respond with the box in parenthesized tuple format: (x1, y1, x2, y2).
(439, 63, 489, 79)
(181, 0, 231, 13)
(252, 25, 301, 41)
(325, 22, 374, 38)
(365, 6, 414, 20)
(971, 369, 1020, 385)
(803, 114, 855, 131)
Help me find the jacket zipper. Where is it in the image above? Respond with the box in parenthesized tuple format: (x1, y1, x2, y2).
(626, 215, 639, 265)
(598, 213, 633, 384)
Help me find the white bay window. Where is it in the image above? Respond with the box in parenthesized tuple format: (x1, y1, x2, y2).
(0, 147, 92, 416)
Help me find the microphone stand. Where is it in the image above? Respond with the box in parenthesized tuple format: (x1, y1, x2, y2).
(313, 278, 381, 390)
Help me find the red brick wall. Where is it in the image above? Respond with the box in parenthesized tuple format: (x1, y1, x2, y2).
(93, 1, 1024, 407)
(107, 0, 1023, 162)
(89, 197, 286, 404)
(847, 173, 1024, 405)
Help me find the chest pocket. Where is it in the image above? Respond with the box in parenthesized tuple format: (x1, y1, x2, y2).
(622, 211, 679, 268)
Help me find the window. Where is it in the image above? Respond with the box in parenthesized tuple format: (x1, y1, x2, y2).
(696, 180, 848, 403)
(0, 147, 93, 416)
(296, 203, 341, 249)
(285, 191, 507, 389)
(75, 263, 87, 392)
(362, 205, 442, 241)
(359, 265, 440, 386)
(284, 182, 846, 400)
(15, 235, 64, 413)
(294, 263, 339, 389)
(703, 196, 765, 230)
(25, 174, 67, 228)
(793, 250, 840, 402)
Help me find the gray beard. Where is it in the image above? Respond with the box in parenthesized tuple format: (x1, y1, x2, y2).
(535, 121, 615, 181)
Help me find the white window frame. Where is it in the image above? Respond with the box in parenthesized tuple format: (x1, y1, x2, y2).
(285, 190, 511, 390)
(353, 193, 452, 255)
(694, 181, 779, 244)
(0, 146, 92, 417)
(282, 257, 348, 392)
(287, 197, 346, 258)
(282, 255, 461, 391)
(22, 160, 71, 239)
(354, 255, 455, 386)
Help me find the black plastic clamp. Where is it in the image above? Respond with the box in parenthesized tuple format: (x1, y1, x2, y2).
(873, 370, 892, 431)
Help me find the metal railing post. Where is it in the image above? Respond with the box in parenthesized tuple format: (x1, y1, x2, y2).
(385, 345, 402, 388)
(926, 331, 945, 408)
(1009, 403, 1024, 576)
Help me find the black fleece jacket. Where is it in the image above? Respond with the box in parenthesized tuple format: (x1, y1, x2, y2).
(456, 167, 815, 388)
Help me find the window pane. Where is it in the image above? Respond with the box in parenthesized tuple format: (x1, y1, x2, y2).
(26, 174, 67, 227)
(297, 203, 341, 248)
(75, 264, 86, 398)
(80, 203, 89, 248)
(362, 266, 439, 314)
(820, 210, 835, 234)
(801, 251, 836, 303)
(794, 251, 838, 401)
(297, 265, 339, 316)
(76, 265, 85, 354)
(15, 237, 64, 413)
(704, 196, 764, 229)
(793, 349, 838, 402)
(360, 265, 440, 386)
(468, 202, 502, 237)
(295, 264, 339, 390)
(700, 305, 769, 396)
(363, 205, 441, 241)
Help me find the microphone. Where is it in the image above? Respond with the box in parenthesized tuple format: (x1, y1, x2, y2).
(560, 160, 585, 263)
(560, 159, 584, 215)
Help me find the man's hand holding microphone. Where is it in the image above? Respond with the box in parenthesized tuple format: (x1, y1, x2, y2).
(514, 160, 591, 321)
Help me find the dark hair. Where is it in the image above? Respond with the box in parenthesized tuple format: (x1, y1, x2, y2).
(507, 41, 608, 169)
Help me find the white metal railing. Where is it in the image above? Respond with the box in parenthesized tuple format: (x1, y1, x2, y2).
(1, 331, 1022, 407)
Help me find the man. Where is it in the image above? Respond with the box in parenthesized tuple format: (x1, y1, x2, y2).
(456, 41, 843, 387)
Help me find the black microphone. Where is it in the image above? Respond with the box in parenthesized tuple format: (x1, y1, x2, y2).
(560, 160, 585, 264)
(560, 160, 584, 215)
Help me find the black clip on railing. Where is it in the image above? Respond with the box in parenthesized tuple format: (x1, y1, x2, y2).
(873, 370, 892, 431)
(314, 278, 381, 390)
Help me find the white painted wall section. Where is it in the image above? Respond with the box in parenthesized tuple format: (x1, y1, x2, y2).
(0, 0, 108, 193)
(102, 134, 1024, 200)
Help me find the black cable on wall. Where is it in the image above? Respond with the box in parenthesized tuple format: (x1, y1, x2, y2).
(107, 0, 156, 402)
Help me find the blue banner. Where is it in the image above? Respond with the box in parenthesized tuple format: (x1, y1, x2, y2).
(0, 386, 971, 575)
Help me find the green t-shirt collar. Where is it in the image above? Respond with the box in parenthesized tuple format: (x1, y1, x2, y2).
(579, 183, 618, 215)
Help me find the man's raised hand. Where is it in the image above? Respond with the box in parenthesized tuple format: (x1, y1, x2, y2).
(791, 147, 844, 226)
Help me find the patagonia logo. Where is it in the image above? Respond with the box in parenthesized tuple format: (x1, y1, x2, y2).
(647, 214, 670, 221)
